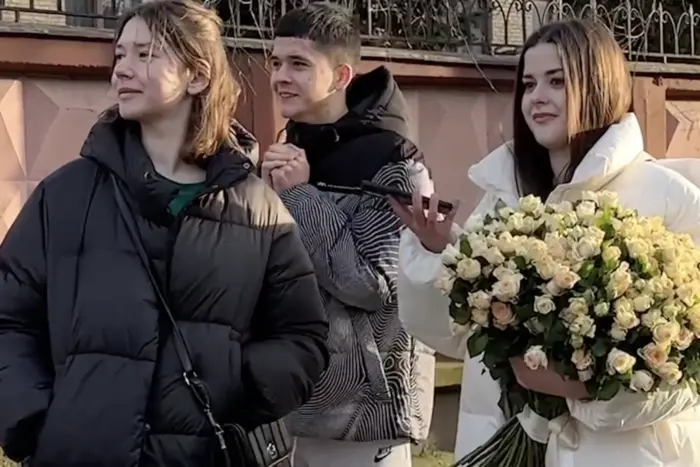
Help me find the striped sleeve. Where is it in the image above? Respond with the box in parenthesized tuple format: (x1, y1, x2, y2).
(279, 160, 423, 312)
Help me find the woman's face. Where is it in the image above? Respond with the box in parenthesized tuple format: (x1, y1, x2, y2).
(520, 43, 568, 151)
(111, 17, 191, 123)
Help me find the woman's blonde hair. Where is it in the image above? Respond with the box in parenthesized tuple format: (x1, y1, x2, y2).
(512, 18, 633, 199)
(102, 0, 240, 163)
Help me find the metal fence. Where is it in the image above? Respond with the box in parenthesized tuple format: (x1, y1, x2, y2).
(1, 0, 698, 63)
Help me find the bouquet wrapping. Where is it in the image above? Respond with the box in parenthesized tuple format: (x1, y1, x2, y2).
(437, 191, 700, 466)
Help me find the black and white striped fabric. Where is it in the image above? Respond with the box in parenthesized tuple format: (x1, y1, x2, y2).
(280, 160, 435, 443)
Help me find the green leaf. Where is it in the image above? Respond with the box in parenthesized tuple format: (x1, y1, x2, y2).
(591, 338, 611, 358)
(597, 377, 622, 401)
(513, 256, 527, 269)
(579, 260, 596, 280)
(460, 237, 473, 257)
(467, 332, 489, 357)
(449, 302, 471, 325)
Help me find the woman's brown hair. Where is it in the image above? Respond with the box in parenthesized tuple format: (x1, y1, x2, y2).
(512, 18, 633, 199)
(102, 0, 240, 163)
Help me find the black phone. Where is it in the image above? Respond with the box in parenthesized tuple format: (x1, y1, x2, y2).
(360, 181, 454, 214)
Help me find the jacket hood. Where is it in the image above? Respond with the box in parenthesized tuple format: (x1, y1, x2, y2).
(468, 113, 648, 206)
(342, 65, 411, 139)
(80, 117, 258, 186)
(80, 117, 257, 224)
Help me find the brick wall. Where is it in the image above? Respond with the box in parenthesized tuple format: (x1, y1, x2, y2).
(1, 0, 66, 25)
(0, 0, 143, 25)
(489, 0, 549, 52)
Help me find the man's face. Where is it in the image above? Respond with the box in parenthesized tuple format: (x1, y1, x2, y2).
(269, 37, 340, 123)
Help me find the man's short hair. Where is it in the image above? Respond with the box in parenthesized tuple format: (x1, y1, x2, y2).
(274, 2, 361, 66)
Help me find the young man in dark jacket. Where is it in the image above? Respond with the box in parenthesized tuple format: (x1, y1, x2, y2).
(261, 3, 435, 466)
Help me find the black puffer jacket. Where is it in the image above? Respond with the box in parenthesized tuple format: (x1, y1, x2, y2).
(0, 118, 328, 466)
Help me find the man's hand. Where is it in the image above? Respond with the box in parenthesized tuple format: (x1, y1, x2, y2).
(262, 143, 310, 193)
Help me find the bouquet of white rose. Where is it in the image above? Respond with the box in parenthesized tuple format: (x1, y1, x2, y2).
(438, 191, 700, 467)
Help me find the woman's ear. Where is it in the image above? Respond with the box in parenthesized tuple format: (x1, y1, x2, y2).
(187, 72, 209, 96)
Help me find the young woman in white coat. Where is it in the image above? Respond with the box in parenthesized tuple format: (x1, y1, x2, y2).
(392, 19, 700, 467)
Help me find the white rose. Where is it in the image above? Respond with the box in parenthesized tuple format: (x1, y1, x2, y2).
(519, 195, 544, 217)
(614, 303, 640, 331)
(524, 239, 549, 263)
(606, 348, 636, 375)
(492, 265, 515, 281)
(484, 220, 506, 234)
(441, 243, 463, 266)
(676, 283, 698, 307)
(507, 212, 526, 232)
(607, 262, 633, 298)
(546, 280, 563, 296)
(662, 302, 683, 321)
(498, 206, 515, 219)
(534, 295, 557, 315)
(467, 290, 492, 310)
(553, 265, 580, 290)
(568, 226, 586, 240)
(561, 211, 579, 227)
(625, 238, 650, 260)
(467, 233, 489, 257)
(435, 270, 455, 294)
(456, 258, 482, 281)
(674, 327, 694, 350)
(571, 349, 593, 370)
(578, 368, 594, 382)
(492, 275, 522, 302)
(544, 232, 567, 259)
(552, 200, 574, 213)
(641, 309, 663, 329)
(523, 345, 548, 370)
(580, 191, 599, 203)
(629, 369, 654, 392)
(520, 216, 538, 234)
(638, 342, 668, 369)
(632, 294, 654, 312)
(471, 307, 490, 327)
(609, 325, 627, 341)
(575, 200, 597, 223)
(575, 237, 600, 259)
(597, 191, 619, 209)
(593, 302, 610, 317)
(483, 246, 506, 265)
(652, 320, 680, 345)
(535, 258, 557, 281)
(569, 314, 596, 338)
(656, 362, 683, 385)
(570, 334, 585, 349)
(543, 213, 563, 231)
(601, 245, 622, 264)
(496, 232, 517, 254)
(570, 297, 589, 314)
(491, 302, 516, 329)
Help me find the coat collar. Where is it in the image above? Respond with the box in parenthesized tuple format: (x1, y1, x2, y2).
(468, 113, 650, 205)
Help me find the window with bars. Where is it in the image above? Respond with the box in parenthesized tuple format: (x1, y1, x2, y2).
(65, 0, 143, 27)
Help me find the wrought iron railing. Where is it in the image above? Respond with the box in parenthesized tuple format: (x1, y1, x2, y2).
(0, 0, 698, 64)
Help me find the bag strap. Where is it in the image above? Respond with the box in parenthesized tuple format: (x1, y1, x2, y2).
(110, 175, 230, 457)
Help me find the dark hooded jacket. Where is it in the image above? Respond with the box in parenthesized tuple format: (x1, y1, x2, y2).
(279, 66, 435, 442)
(0, 118, 328, 466)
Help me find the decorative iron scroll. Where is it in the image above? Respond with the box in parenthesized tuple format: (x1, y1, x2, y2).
(1, 0, 698, 63)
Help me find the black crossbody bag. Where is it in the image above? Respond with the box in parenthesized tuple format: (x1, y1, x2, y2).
(111, 176, 293, 467)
